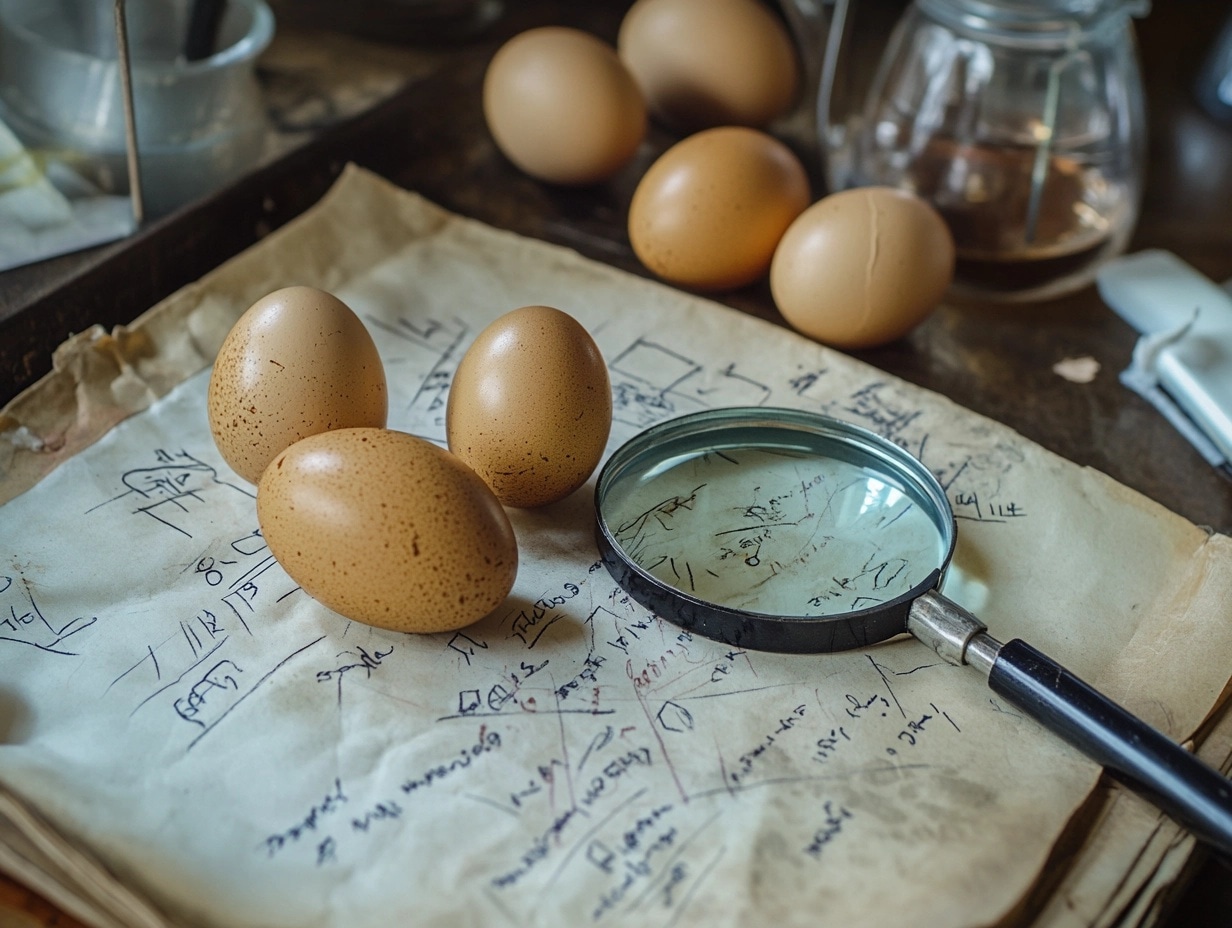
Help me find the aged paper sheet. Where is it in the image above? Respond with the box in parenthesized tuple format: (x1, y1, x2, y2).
(1, 166, 1230, 928)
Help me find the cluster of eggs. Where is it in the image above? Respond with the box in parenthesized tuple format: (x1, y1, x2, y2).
(207, 288, 611, 634)
(482, 0, 955, 349)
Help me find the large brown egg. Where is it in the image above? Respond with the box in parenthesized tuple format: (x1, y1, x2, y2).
(208, 286, 387, 484)
(257, 428, 518, 633)
(770, 187, 955, 349)
(618, 0, 800, 131)
(628, 126, 811, 291)
(483, 27, 646, 186)
(447, 306, 612, 508)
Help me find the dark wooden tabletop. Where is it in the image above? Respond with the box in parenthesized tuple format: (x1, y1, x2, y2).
(1, 1, 1230, 925)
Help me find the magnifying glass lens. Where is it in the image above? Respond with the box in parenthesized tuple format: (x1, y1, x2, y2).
(595, 409, 956, 649)
(604, 444, 946, 617)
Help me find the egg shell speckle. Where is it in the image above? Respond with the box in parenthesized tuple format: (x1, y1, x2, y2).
(446, 305, 612, 508)
(208, 286, 388, 484)
(257, 428, 518, 633)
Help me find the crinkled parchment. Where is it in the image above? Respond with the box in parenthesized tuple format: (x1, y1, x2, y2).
(1, 166, 1229, 928)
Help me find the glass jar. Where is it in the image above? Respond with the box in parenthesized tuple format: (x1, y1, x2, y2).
(821, 0, 1150, 303)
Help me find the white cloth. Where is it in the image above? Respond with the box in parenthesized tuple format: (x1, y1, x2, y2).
(0, 117, 135, 271)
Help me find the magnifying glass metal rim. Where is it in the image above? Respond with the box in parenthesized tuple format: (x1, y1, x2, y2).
(594, 406, 957, 654)
(593, 405, 1232, 860)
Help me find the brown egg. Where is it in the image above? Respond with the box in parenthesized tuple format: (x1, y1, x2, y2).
(258, 428, 518, 633)
(208, 286, 387, 484)
(618, 0, 799, 131)
(483, 26, 647, 186)
(628, 126, 811, 291)
(446, 306, 611, 508)
(770, 187, 956, 349)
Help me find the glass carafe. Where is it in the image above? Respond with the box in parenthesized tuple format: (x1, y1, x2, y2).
(819, 0, 1149, 303)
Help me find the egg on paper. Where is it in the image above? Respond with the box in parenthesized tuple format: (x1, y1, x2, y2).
(257, 428, 518, 633)
(618, 0, 800, 131)
(483, 26, 646, 186)
(207, 286, 387, 484)
(770, 187, 955, 349)
(447, 305, 612, 508)
(628, 126, 810, 291)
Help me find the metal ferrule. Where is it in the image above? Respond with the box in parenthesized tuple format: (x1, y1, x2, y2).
(907, 589, 1002, 675)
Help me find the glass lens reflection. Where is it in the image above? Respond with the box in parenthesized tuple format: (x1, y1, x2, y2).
(603, 445, 948, 618)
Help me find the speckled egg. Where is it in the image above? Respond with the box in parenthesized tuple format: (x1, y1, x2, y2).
(208, 286, 388, 484)
(628, 126, 811, 291)
(446, 306, 612, 508)
(257, 428, 518, 633)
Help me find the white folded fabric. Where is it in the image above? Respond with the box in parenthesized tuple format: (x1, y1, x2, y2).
(1097, 249, 1232, 476)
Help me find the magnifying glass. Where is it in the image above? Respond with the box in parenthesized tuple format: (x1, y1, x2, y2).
(594, 407, 1232, 857)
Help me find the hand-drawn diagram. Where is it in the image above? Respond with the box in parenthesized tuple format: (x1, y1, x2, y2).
(364, 314, 470, 443)
(603, 445, 944, 617)
(0, 572, 96, 657)
(85, 448, 254, 538)
(0, 274, 1077, 928)
(608, 339, 772, 430)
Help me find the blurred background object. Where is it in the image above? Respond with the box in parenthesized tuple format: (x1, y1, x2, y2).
(1196, 6, 1232, 123)
(266, 0, 504, 44)
(0, 0, 274, 218)
(785, 0, 1151, 304)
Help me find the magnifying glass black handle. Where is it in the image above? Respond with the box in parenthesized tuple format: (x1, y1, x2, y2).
(910, 591, 1232, 858)
(989, 638, 1232, 859)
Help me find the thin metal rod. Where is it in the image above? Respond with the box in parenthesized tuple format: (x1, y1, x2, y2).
(114, 0, 145, 225)
(1023, 56, 1061, 247)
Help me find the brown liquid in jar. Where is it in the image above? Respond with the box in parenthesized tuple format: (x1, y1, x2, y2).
(894, 137, 1126, 300)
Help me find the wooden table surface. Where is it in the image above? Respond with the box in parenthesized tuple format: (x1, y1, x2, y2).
(1, 1, 1230, 925)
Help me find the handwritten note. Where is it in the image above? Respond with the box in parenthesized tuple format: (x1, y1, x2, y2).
(602, 442, 947, 617)
(2, 167, 1230, 928)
